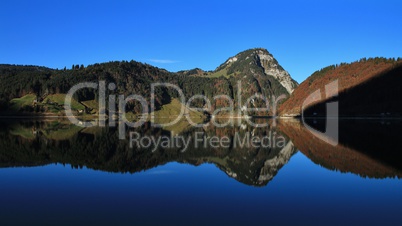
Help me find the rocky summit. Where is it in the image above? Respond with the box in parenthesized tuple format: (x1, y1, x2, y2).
(214, 48, 298, 94)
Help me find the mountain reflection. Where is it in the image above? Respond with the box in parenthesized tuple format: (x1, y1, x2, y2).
(279, 118, 402, 179)
(0, 118, 401, 187)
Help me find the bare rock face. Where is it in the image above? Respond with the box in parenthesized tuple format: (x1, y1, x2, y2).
(256, 49, 297, 94)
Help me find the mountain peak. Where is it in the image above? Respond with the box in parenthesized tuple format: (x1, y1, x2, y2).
(215, 48, 298, 94)
(219, 48, 271, 67)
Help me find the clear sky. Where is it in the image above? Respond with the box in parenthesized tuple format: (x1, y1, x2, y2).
(1, 0, 401, 83)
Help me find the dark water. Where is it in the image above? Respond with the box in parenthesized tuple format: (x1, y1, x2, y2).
(0, 118, 401, 225)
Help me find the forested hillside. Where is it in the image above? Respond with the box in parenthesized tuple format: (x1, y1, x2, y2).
(279, 57, 402, 117)
(0, 48, 297, 117)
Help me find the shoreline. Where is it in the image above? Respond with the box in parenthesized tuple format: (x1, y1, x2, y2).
(1, 114, 402, 120)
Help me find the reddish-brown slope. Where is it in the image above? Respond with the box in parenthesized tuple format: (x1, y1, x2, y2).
(279, 58, 402, 116)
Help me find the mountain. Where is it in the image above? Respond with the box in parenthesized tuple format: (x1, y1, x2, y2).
(212, 48, 297, 94)
(279, 57, 402, 117)
(178, 48, 298, 94)
(177, 48, 299, 116)
(0, 48, 298, 117)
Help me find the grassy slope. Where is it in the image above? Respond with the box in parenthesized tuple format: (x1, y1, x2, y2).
(81, 99, 98, 114)
(81, 98, 205, 134)
(9, 94, 37, 111)
(205, 62, 236, 78)
(81, 99, 98, 109)
(9, 93, 85, 114)
(152, 98, 206, 134)
(43, 94, 85, 111)
(207, 67, 230, 78)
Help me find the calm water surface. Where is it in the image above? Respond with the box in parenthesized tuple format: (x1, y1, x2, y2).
(0, 119, 401, 225)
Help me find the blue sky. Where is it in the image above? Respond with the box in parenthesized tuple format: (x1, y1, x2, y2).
(1, 0, 401, 83)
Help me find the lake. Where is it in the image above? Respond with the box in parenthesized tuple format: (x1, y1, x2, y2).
(0, 118, 401, 225)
